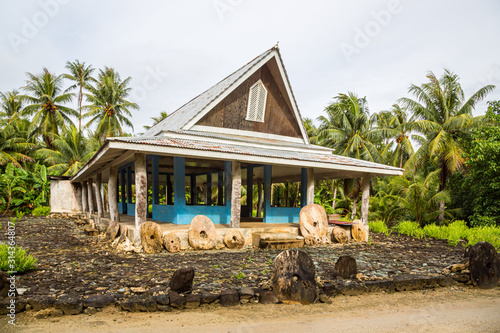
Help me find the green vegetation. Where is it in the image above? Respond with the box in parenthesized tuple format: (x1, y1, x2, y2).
(232, 271, 246, 279)
(32, 206, 51, 217)
(0, 243, 38, 274)
(369, 220, 500, 249)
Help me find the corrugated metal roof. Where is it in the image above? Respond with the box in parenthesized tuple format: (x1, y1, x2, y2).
(114, 136, 402, 172)
(143, 47, 274, 137)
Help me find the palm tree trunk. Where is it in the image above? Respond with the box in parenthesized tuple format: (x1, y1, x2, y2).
(78, 84, 83, 132)
(351, 193, 359, 220)
(332, 186, 337, 211)
(438, 160, 448, 221)
(257, 181, 263, 217)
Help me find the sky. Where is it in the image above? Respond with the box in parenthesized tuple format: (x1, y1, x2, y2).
(1, 0, 499, 135)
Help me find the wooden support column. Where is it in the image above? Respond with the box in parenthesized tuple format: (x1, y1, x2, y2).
(256, 180, 263, 218)
(126, 166, 132, 206)
(94, 174, 104, 218)
(263, 165, 272, 222)
(109, 166, 119, 222)
(151, 156, 159, 206)
(190, 174, 196, 205)
(307, 168, 315, 205)
(206, 172, 212, 205)
(361, 174, 370, 225)
(300, 168, 307, 207)
(217, 171, 224, 205)
(134, 153, 147, 229)
(230, 161, 241, 228)
(166, 174, 173, 205)
(81, 181, 88, 213)
(87, 179, 94, 214)
(120, 170, 127, 214)
(247, 165, 253, 217)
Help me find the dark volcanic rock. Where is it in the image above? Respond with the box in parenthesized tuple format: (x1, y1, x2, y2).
(466, 242, 500, 289)
(393, 275, 428, 291)
(168, 291, 185, 308)
(82, 294, 115, 308)
(272, 249, 317, 304)
(55, 294, 83, 315)
(364, 280, 395, 293)
(120, 295, 157, 312)
(334, 255, 357, 279)
(259, 290, 279, 304)
(29, 295, 56, 311)
(170, 267, 195, 293)
(200, 291, 219, 304)
(219, 289, 239, 307)
(185, 294, 201, 309)
(153, 293, 169, 305)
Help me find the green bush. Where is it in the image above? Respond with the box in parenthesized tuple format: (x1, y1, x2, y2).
(368, 220, 391, 236)
(32, 206, 51, 217)
(0, 243, 37, 274)
(393, 221, 421, 237)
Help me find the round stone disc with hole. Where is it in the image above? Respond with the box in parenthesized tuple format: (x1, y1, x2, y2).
(188, 215, 217, 250)
(163, 232, 181, 253)
(299, 204, 328, 242)
(223, 229, 245, 249)
(139, 222, 164, 253)
(272, 249, 317, 304)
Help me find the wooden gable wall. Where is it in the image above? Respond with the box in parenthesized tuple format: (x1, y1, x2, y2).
(196, 59, 303, 139)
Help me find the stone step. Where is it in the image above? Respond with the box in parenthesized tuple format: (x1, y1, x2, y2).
(259, 239, 305, 250)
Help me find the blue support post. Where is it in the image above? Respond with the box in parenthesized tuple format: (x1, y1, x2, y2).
(263, 165, 272, 223)
(217, 171, 224, 205)
(152, 155, 159, 205)
(224, 161, 232, 224)
(301, 168, 307, 207)
(173, 157, 186, 224)
(206, 172, 212, 205)
(190, 174, 196, 205)
(120, 170, 127, 214)
(247, 165, 253, 217)
(167, 174, 173, 205)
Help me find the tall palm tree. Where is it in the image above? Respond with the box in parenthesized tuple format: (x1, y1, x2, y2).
(0, 122, 36, 167)
(316, 92, 384, 218)
(36, 125, 98, 176)
(83, 67, 138, 141)
(143, 111, 168, 131)
(65, 60, 95, 132)
(20, 68, 77, 149)
(0, 90, 23, 126)
(316, 92, 384, 163)
(376, 104, 423, 168)
(399, 69, 495, 219)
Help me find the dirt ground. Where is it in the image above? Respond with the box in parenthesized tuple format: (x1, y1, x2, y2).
(8, 286, 500, 333)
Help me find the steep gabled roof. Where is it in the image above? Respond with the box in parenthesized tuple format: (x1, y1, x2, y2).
(143, 46, 310, 143)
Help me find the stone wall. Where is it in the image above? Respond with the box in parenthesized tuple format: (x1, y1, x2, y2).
(50, 180, 83, 214)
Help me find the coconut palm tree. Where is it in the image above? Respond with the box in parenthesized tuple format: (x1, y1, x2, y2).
(0, 90, 23, 126)
(143, 111, 168, 131)
(83, 67, 138, 141)
(36, 125, 99, 176)
(65, 60, 95, 132)
(0, 122, 36, 167)
(20, 68, 77, 149)
(376, 104, 424, 168)
(316, 92, 385, 217)
(399, 69, 495, 219)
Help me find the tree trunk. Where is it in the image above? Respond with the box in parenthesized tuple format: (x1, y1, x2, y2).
(351, 193, 358, 220)
(438, 161, 448, 221)
(332, 182, 337, 211)
(257, 181, 263, 217)
(78, 84, 83, 132)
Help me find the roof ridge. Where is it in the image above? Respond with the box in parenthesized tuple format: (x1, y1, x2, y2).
(144, 46, 277, 136)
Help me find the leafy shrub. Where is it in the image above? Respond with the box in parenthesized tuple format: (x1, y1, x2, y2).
(368, 220, 391, 236)
(422, 224, 445, 240)
(32, 206, 51, 217)
(0, 243, 37, 274)
(393, 221, 421, 237)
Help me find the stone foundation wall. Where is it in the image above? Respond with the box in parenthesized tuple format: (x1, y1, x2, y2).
(50, 180, 83, 214)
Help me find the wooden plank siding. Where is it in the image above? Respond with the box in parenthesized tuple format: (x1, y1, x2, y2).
(196, 62, 302, 138)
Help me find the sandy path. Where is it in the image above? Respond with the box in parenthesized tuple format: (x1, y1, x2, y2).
(7, 287, 500, 333)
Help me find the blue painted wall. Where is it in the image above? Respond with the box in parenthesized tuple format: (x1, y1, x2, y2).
(127, 203, 135, 216)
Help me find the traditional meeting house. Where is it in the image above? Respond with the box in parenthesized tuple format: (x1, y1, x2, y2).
(51, 46, 403, 232)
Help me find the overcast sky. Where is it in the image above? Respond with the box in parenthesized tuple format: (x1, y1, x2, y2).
(1, 0, 499, 134)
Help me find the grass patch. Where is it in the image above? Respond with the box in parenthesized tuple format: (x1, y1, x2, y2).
(368, 220, 391, 236)
(0, 243, 37, 274)
(32, 206, 51, 217)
